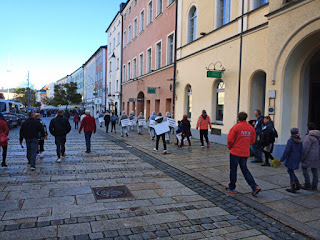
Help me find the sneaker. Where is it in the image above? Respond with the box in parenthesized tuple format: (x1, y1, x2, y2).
(201, 145, 205, 148)
(163, 150, 167, 154)
(56, 158, 61, 163)
(252, 186, 261, 196)
(39, 152, 43, 158)
(30, 167, 36, 171)
(27, 163, 31, 167)
(251, 159, 263, 163)
(207, 142, 210, 148)
(62, 153, 66, 158)
(85, 151, 91, 153)
(261, 163, 270, 167)
(225, 188, 236, 194)
(126, 133, 128, 137)
(153, 148, 158, 152)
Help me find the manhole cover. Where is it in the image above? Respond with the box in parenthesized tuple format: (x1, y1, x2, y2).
(91, 186, 133, 200)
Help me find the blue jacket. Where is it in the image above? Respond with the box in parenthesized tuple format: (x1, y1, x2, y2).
(110, 115, 118, 122)
(254, 116, 264, 137)
(281, 136, 303, 170)
(149, 114, 156, 121)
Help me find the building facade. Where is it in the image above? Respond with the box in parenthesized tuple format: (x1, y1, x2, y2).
(106, 5, 125, 116)
(56, 76, 68, 85)
(83, 46, 107, 117)
(121, 0, 176, 119)
(70, 66, 84, 97)
(175, 0, 320, 156)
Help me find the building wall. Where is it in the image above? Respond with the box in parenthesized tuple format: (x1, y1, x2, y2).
(71, 67, 84, 96)
(122, 0, 176, 117)
(107, 12, 122, 116)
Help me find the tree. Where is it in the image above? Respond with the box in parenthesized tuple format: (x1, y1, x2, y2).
(13, 88, 37, 107)
(42, 96, 53, 105)
(51, 82, 82, 107)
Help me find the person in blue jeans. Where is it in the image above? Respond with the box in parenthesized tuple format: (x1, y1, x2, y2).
(251, 110, 264, 163)
(226, 112, 261, 196)
(281, 128, 303, 193)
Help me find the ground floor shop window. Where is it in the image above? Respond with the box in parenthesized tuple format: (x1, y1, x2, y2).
(215, 80, 224, 122)
(186, 85, 192, 119)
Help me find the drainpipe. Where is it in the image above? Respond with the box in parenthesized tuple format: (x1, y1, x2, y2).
(236, 0, 245, 121)
(120, 15, 123, 116)
(172, 0, 178, 119)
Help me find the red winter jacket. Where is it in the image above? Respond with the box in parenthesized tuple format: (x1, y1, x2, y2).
(0, 119, 9, 147)
(196, 115, 212, 130)
(79, 115, 96, 133)
(227, 121, 256, 157)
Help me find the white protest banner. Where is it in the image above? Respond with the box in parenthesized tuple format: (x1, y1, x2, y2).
(138, 119, 146, 126)
(98, 117, 104, 123)
(121, 119, 130, 127)
(167, 118, 176, 128)
(153, 122, 170, 135)
(130, 120, 136, 126)
(149, 120, 155, 127)
(176, 133, 189, 142)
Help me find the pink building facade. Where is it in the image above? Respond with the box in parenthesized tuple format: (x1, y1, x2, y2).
(122, 0, 176, 119)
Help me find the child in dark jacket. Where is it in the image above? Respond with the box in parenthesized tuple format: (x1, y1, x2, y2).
(281, 128, 303, 193)
(176, 121, 182, 145)
(260, 116, 277, 166)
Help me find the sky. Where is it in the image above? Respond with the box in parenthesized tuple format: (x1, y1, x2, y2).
(0, 0, 124, 90)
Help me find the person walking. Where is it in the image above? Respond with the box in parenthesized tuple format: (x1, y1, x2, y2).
(104, 110, 111, 133)
(35, 113, 48, 158)
(137, 112, 145, 135)
(149, 112, 157, 140)
(225, 112, 261, 196)
(20, 112, 45, 170)
(196, 110, 212, 148)
(110, 112, 118, 133)
(180, 115, 192, 149)
(129, 111, 136, 132)
(260, 116, 277, 166)
(251, 110, 264, 163)
(281, 128, 303, 193)
(301, 122, 320, 191)
(119, 111, 129, 137)
(153, 113, 167, 154)
(79, 110, 96, 153)
(64, 109, 70, 120)
(164, 112, 173, 143)
(49, 110, 71, 163)
(0, 113, 9, 167)
(98, 111, 104, 128)
(73, 112, 80, 130)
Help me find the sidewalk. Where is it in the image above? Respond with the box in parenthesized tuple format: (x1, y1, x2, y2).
(98, 123, 320, 239)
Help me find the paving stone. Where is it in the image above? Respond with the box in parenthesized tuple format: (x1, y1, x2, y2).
(141, 232, 157, 239)
(74, 235, 89, 240)
(143, 225, 157, 232)
(104, 230, 119, 238)
(77, 216, 95, 223)
(20, 222, 36, 229)
(51, 219, 64, 225)
(59, 237, 75, 240)
(128, 234, 143, 240)
(168, 228, 182, 236)
(155, 230, 170, 238)
(64, 218, 78, 224)
(37, 221, 51, 227)
(5, 224, 20, 231)
(58, 223, 91, 237)
(130, 226, 144, 234)
(22, 196, 76, 209)
(118, 229, 132, 236)
(3, 208, 51, 220)
(0, 226, 57, 240)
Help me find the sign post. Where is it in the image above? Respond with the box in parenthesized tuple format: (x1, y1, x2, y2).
(147, 88, 157, 94)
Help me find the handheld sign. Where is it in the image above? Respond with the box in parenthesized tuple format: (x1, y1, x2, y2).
(130, 120, 136, 126)
(138, 119, 146, 126)
(167, 118, 176, 128)
(98, 117, 104, 123)
(121, 119, 130, 127)
(149, 120, 155, 127)
(154, 122, 170, 135)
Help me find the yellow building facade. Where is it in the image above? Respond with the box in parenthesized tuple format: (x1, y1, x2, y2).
(175, 0, 320, 156)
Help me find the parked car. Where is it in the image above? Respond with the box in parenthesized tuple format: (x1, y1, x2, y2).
(12, 102, 27, 125)
(0, 99, 18, 129)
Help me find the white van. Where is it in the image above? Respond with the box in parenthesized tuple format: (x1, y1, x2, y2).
(0, 99, 18, 128)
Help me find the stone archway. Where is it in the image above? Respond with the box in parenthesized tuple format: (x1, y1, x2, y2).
(249, 71, 266, 120)
(136, 91, 145, 116)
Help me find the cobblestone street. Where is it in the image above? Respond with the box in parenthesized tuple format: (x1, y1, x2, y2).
(0, 118, 314, 239)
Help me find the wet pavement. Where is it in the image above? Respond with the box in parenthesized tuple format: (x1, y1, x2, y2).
(0, 117, 315, 239)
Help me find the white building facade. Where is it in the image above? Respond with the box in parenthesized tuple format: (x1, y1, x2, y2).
(106, 7, 124, 116)
(70, 66, 84, 97)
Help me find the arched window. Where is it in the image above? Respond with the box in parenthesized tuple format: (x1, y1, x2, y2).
(215, 80, 224, 122)
(188, 6, 197, 43)
(186, 85, 192, 118)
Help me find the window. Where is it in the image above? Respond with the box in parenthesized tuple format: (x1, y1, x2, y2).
(167, 33, 174, 65)
(148, 1, 153, 24)
(123, 65, 126, 82)
(109, 42, 112, 53)
(134, 0, 138, 6)
(156, 41, 162, 70)
(215, 80, 225, 121)
(139, 53, 144, 76)
(127, 61, 131, 80)
(124, 13, 126, 20)
(253, 0, 268, 9)
(116, 80, 119, 92)
(123, 31, 127, 47)
(133, 58, 137, 78)
(140, 10, 145, 32)
(117, 32, 120, 45)
(186, 85, 192, 119)
(133, 18, 138, 38)
(147, 48, 152, 73)
(109, 61, 112, 72)
(156, 0, 163, 16)
(188, 6, 197, 43)
(129, 6, 132, 14)
(220, 0, 231, 26)
(128, 25, 132, 43)
(168, 0, 174, 6)
(109, 82, 112, 94)
(117, 58, 120, 69)
(113, 38, 115, 49)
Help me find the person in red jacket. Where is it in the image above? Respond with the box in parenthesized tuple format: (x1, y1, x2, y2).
(79, 110, 96, 153)
(0, 113, 10, 167)
(196, 110, 212, 148)
(225, 112, 261, 196)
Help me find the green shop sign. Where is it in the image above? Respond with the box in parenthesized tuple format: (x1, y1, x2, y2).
(207, 70, 222, 78)
(147, 87, 157, 94)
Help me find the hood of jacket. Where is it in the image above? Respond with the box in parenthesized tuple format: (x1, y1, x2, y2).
(262, 121, 274, 131)
(308, 130, 320, 138)
(201, 114, 207, 120)
(291, 135, 303, 144)
(155, 116, 163, 123)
